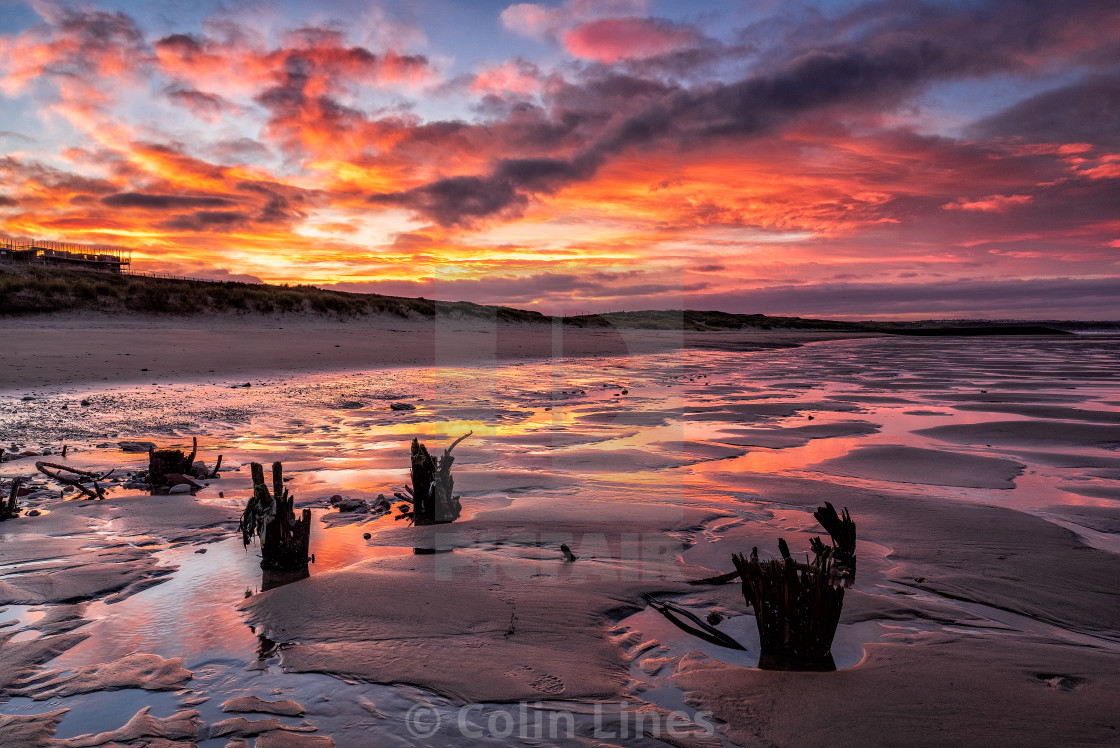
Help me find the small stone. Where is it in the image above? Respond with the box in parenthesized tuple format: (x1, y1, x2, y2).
(168, 484, 192, 494)
(26, 509, 41, 517)
(362, 533, 371, 540)
(118, 440, 157, 452)
(389, 402, 415, 411)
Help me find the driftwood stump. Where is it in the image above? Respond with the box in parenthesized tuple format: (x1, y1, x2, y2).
(148, 437, 198, 486)
(36, 462, 112, 499)
(395, 432, 471, 525)
(239, 461, 311, 570)
(1, 478, 21, 520)
(143, 437, 222, 492)
(733, 502, 857, 670)
(732, 550, 845, 670)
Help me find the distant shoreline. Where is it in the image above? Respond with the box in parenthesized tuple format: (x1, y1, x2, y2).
(0, 313, 877, 392)
(4, 264, 1112, 334)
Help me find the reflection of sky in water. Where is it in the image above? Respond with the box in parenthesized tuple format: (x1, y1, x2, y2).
(2, 335, 1119, 741)
(3, 335, 1120, 536)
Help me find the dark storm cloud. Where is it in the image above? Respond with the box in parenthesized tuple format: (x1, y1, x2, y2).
(160, 210, 250, 232)
(164, 84, 229, 119)
(972, 72, 1120, 147)
(371, 175, 528, 227)
(101, 192, 234, 209)
(372, 0, 1120, 227)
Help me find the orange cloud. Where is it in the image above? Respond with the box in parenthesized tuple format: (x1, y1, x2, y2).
(942, 194, 1035, 212)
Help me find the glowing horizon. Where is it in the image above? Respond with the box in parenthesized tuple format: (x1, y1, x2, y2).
(1, 0, 1118, 319)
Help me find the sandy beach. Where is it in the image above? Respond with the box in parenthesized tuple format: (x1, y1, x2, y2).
(1, 316, 1119, 746)
(0, 312, 874, 391)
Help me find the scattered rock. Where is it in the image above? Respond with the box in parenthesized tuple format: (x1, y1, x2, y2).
(26, 509, 40, 517)
(362, 533, 371, 540)
(389, 402, 415, 411)
(118, 441, 157, 453)
(168, 484, 192, 495)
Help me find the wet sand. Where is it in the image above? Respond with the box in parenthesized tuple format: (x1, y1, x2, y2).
(0, 312, 870, 391)
(1, 326, 1119, 746)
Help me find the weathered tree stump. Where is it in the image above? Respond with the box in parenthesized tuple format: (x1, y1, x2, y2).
(239, 461, 311, 570)
(394, 432, 471, 525)
(141, 437, 223, 493)
(732, 502, 857, 671)
(148, 437, 198, 486)
(1, 478, 21, 520)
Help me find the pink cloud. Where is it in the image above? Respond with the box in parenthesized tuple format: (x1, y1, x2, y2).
(942, 194, 1034, 213)
(500, 1, 650, 40)
(562, 17, 699, 63)
(500, 3, 558, 39)
(470, 60, 542, 96)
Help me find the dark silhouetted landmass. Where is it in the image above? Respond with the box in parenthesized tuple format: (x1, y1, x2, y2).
(877, 325, 1073, 336)
(561, 309, 867, 331)
(0, 264, 546, 323)
(0, 264, 1107, 335)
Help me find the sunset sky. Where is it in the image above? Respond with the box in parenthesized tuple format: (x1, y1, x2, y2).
(1, 0, 1117, 318)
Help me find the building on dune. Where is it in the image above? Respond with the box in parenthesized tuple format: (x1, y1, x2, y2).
(0, 238, 131, 274)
